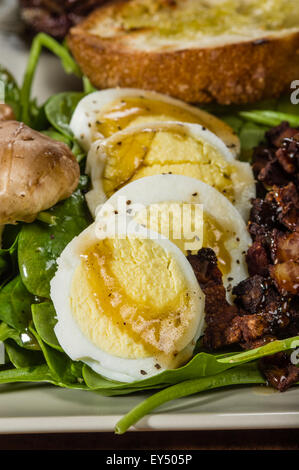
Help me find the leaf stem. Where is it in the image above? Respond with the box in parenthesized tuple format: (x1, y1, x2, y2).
(36, 211, 58, 226)
(239, 110, 299, 128)
(20, 33, 82, 125)
(115, 364, 265, 434)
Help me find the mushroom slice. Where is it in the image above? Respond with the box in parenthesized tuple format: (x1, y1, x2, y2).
(0, 121, 80, 225)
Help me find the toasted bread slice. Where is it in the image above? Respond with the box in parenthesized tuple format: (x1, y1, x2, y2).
(67, 0, 299, 104)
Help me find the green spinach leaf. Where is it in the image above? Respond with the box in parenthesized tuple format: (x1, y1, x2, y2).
(5, 340, 44, 369)
(18, 187, 91, 298)
(30, 328, 85, 387)
(32, 302, 62, 351)
(0, 364, 56, 384)
(45, 92, 85, 139)
(0, 276, 34, 331)
(0, 65, 21, 119)
(83, 335, 299, 394)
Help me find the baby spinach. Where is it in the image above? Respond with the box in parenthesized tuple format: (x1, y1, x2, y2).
(218, 336, 299, 364)
(83, 335, 299, 395)
(41, 128, 72, 146)
(239, 110, 299, 128)
(5, 340, 44, 369)
(0, 276, 34, 331)
(0, 364, 56, 385)
(31, 302, 62, 351)
(0, 226, 21, 288)
(29, 328, 86, 389)
(0, 255, 8, 281)
(45, 92, 85, 139)
(0, 322, 22, 346)
(18, 187, 91, 298)
(83, 352, 232, 394)
(0, 65, 21, 119)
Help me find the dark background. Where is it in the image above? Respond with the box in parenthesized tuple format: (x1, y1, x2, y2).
(0, 429, 299, 450)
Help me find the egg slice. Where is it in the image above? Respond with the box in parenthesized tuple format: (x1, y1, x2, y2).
(70, 88, 239, 155)
(98, 174, 251, 294)
(50, 221, 205, 383)
(85, 121, 255, 219)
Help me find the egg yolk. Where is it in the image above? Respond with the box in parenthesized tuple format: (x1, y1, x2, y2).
(134, 202, 232, 275)
(101, 126, 237, 203)
(93, 96, 206, 139)
(70, 237, 199, 367)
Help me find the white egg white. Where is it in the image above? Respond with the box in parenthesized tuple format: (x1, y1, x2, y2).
(50, 221, 205, 383)
(69, 88, 240, 155)
(98, 174, 252, 297)
(85, 121, 255, 219)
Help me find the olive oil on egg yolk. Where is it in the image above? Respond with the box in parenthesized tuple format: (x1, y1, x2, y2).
(102, 127, 236, 202)
(94, 96, 203, 138)
(69, 237, 197, 367)
(134, 202, 232, 276)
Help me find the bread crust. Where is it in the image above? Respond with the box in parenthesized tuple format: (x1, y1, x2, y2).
(67, 4, 299, 104)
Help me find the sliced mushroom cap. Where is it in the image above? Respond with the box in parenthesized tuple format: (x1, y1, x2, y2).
(0, 121, 80, 224)
(0, 104, 15, 121)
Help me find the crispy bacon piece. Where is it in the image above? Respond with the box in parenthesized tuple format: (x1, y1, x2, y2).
(267, 183, 299, 231)
(188, 250, 289, 351)
(232, 275, 265, 313)
(187, 249, 240, 350)
(259, 352, 299, 391)
(187, 248, 222, 289)
(270, 260, 299, 295)
(253, 123, 299, 188)
(246, 241, 270, 276)
(275, 231, 299, 263)
(266, 122, 299, 148)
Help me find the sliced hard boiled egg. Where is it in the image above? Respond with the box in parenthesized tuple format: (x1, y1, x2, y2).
(98, 174, 251, 294)
(70, 88, 239, 155)
(50, 221, 205, 383)
(85, 121, 255, 219)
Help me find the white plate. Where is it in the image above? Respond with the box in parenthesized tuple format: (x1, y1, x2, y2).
(0, 0, 298, 434)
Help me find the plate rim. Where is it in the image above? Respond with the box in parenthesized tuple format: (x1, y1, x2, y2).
(0, 411, 299, 434)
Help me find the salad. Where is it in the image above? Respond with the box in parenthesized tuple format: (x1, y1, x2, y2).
(0, 33, 298, 434)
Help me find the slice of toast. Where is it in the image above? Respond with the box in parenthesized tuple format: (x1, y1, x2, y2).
(67, 0, 299, 104)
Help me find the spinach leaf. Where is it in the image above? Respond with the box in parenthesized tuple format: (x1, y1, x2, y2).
(30, 328, 85, 387)
(0, 364, 56, 384)
(0, 322, 22, 346)
(218, 336, 299, 364)
(82, 352, 230, 393)
(31, 302, 62, 351)
(83, 335, 299, 394)
(18, 186, 91, 298)
(0, 276, 34, 331)
(0, 65, 21, 119)
(41, 128, 72, 146)
(0, 255, 8, 281)
(0, 225, 21, 288)
(45, 92, 85, 139)
(239, 110, 299, 128)
(5, 340, 44, 369)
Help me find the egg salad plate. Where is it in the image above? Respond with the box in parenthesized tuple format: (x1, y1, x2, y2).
(0, 0, 299, 434)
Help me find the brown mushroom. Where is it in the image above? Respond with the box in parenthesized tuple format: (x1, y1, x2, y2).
(0, 104, 15, 121)
(0, 120, 80, 224)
